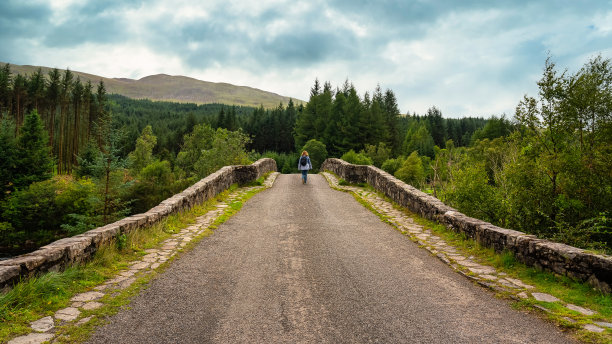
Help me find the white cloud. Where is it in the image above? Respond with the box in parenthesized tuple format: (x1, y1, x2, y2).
(1, 0, 610, 118)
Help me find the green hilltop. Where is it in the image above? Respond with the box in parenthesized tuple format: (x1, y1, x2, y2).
(3, 62, 303, 109)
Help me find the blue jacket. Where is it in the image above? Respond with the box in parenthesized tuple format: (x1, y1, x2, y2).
(298, 156, 312, 171)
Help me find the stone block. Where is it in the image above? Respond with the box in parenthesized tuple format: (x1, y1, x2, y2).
(8, 332, 55, 344)
(30, 316, 54, 332)
(532, 293, 560, 302)
(55, 307, 80, 321)
(1, 255, 46, 273)
(0, 265, 21, 285)
(71, 291, 105, 302)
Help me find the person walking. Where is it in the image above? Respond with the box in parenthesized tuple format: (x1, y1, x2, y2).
(298, 150, 312, 184)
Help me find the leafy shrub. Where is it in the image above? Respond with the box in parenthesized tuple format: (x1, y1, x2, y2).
(340, 150, 373, 165)
(302, 139, 327, 172)
(381, 156, 405, 175)
(260, 151, 300, 174)
(128, 160, 177, 214)
(394, 151, 425, 187)
(363, 142, 391, 167)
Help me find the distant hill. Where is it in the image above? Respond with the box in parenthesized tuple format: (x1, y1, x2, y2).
(3, 62, 303, 109)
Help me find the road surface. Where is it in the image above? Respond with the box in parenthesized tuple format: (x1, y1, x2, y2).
(88, 174, 573, 343)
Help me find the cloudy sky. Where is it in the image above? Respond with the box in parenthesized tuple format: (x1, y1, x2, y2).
(1, 0, 610, 117)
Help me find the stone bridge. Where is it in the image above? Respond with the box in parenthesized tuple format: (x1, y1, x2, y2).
(3, 158, 612, 343)
(1, 158, 610, 293)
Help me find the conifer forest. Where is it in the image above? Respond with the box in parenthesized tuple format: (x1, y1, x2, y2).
(0, 55, 610, 256)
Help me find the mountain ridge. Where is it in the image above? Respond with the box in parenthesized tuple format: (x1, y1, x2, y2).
(2, 62, 303, 108)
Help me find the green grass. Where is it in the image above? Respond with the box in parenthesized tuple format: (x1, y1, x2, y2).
(0, 182, 267, 344)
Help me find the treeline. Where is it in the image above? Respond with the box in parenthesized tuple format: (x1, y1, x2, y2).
(336, 56, 611, 253)
(108, 95, 254, 158)
(292, 79, 490, 160)
(108, 95, 301, 157)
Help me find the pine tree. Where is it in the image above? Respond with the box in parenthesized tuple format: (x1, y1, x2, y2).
(58, 69, 73, 174)
(83, 80, 94, 141)
(426, 106, 446, 148)
(0, 64, 11, 114)
(95, 110, 128, 223)
(325, 91, 345, 157)
(341, 86, 362, 152)
(12, 74, 27, 128)
(46, 68, 61, 150)
(383, 89, 401, 154)
(27, 68, 46, 116)
(294, 80, 322, 150)
(0, 117, 18, 199)
(95, 80, 107, 148)
(71, 77, 84, 170)
(15, 110, 53, 188)
(128, 125, 157, 174)
(216, 107, 226, 129)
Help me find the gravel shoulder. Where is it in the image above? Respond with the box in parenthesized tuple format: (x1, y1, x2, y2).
(87, 174, 575, 344)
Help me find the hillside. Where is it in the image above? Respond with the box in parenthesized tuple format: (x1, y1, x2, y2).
(3, 62, 302, 109)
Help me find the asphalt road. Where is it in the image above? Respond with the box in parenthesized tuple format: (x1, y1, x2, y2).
(87, 174, 574, 343)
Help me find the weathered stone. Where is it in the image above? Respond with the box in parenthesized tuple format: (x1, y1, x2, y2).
(468, 266, 497, 275)
(0, 265, 21, 284)
(517, 292, 528, 299)
(54, 307, 80, 321)
(457, 260, 482, 267)
(594, 321, 612, 328)
(30, 316, 54, 332)
(106, 276, 128, 285)
(583, 324, 605, 333)
(504, 277, 534, 289)
(498, 279, 521, 289)
(21, 255, 51, 271)
(151, 262, 160, 270)
(81, 301, 103, 310)
(561, 317, 577, 323)
(131, 262, 149, 270)
(71, 291, 105, 302)
(7, 333, 55, 344)
(120, 270, 136, 278)
(118, 277, 136, 289)
(76, 315, 94, 326)
(531, 293, 560, 303)
(565, 304, 596, 316)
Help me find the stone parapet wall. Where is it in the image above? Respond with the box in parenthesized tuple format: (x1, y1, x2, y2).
(321, 158, 612, 293)
(0, 159, 277, 291)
